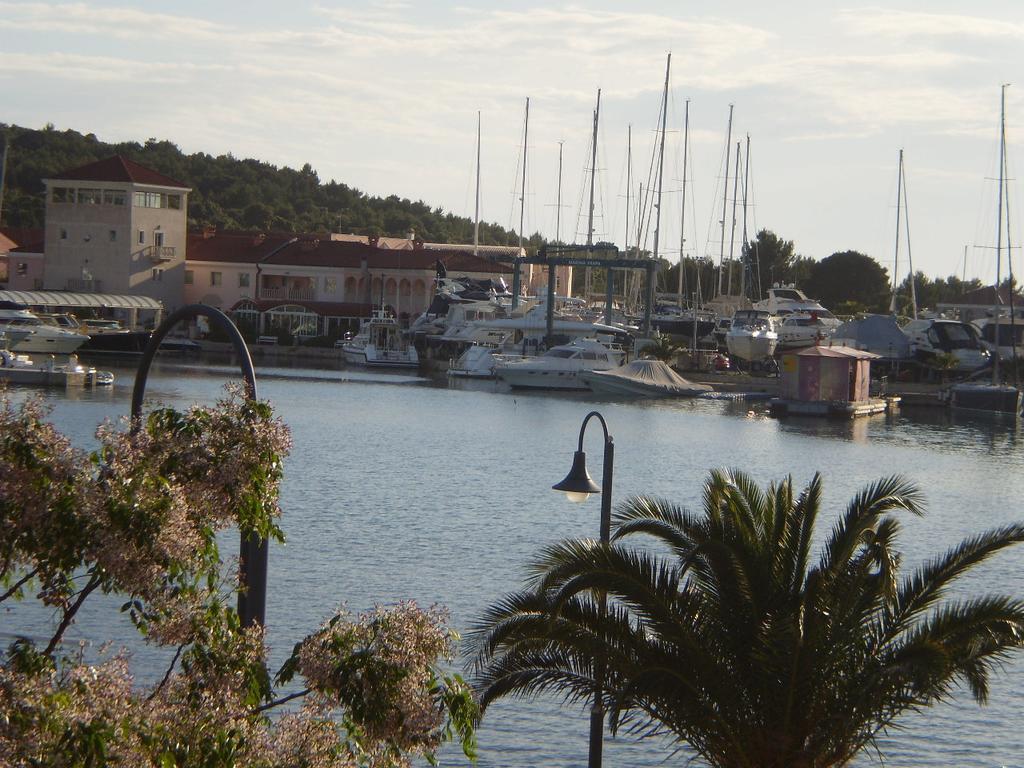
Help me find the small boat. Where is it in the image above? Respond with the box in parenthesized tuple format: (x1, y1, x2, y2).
(494, 338, 625, 391)
(581, 359, 713, 398)
(0, 349, 114, 387)
(725, 310, 778, 362)
(341, 310, 419, 369)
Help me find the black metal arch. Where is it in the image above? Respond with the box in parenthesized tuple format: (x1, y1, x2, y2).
(130, 303, 267, 628)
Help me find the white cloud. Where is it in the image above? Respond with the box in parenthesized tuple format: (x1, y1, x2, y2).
(837, 7, 1024, 40)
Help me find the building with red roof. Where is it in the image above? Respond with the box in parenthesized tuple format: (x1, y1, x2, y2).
(42, 155, 191, 309)
(184, 228, 515, 337)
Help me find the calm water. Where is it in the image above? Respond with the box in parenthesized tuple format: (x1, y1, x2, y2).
(5, 358, 1024, 767)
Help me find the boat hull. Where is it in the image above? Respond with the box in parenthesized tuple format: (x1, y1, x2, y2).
(496, 368, 590, 390)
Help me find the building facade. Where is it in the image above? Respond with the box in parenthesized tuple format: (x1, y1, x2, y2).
(185, 230, 515, 337)
(42, 156, 190, 310)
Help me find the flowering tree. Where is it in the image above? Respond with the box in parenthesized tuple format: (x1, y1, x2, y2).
(0, 389, 477, 767)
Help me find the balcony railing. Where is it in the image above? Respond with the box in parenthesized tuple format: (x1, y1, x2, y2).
(66, 278, 103, 292)
(259, 287, 316, 301)
(144, 245, 176, 263)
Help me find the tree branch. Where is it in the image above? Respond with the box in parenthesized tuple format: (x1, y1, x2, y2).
(148, 642, 187, 701)
(44, 573, 101, 656)
(253, 687, 311, 714)
(0, 568, 38, 603)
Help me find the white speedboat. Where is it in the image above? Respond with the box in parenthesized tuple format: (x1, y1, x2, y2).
(0, 303, 89, 355)
(494, 338, 625, 391)
(581, 359, 713, 398)
(725, 310, 778, 362)
(776, 312, 842, 351)
(342, 310, 419, 369)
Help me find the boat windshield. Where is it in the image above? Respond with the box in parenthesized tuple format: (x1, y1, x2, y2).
(546, 349, 577, 358)
(931, 323, 980, 350)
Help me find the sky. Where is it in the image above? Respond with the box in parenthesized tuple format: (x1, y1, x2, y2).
(3, 0, 1023, 284)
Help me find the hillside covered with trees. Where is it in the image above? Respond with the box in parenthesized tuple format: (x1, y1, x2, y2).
(0, 123, 545, 250)
(0, 124, 993, 311)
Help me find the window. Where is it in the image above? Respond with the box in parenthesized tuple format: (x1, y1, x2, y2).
(109, 229, 117, 242)
(211, 272, 222, 286)
(154, 231, 165, 247)
(16, 262, 27, 276)
(103, 189, 126, 206)
(133, 191, 179, 208)
(325, 277, 336, 294)
(51, 187, 73, 203)
(152, 268, 163, 282)
(77, 188, 102, 204)
(239, 273, 250, 288)
(184, 270, 194, 285)
(138, 230, 145, 245)
(60, 228, 68, 240)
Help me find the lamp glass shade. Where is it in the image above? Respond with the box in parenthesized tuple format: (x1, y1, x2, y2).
(552, 450, 601, 499)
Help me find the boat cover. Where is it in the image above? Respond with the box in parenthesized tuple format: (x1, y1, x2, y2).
(584, 359, 713, 396)
(831, 315, 911, 359)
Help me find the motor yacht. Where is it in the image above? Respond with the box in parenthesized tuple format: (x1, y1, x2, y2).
(902, 318, 989, 372)
(753, 285, 833, 318)
(341, 310, 419, 369)
(725, 310, 778, 362)
(776, 312, 842, 351)
(494, 338, 626, 390)
(0, 302, 89, 355)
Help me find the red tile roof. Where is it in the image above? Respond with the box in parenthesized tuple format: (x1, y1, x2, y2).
(0, 227, 45, 248)
(49, 155, 189, 189)
(188, 230, 513, 275)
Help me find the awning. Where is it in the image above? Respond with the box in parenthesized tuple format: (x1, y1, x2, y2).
(0, 290, 163, 311)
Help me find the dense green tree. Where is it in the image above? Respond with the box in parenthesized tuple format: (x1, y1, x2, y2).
(470, 469, 1024, 768)
(805, 250, 890, 313)
(0, 123, 545, 252)
(743, 229, 797, 300)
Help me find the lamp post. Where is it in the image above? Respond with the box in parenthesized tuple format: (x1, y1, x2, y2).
(552, 410, 613, 768)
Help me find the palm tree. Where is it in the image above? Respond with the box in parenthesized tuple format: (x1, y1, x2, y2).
(641, 333, 682, 364)
(469, 470, 1024, 767)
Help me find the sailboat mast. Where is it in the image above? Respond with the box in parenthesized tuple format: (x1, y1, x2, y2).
(726, 141, 741, 295)
(901, 162, 918, 319)
(741, 133, 751, 301)
(652, 53, 671, 268)
(995, 84, 1009, 385)
(473, 112, 481, 256)
(625, 125, 632, 258)
(717, 104, 734, 296)
(585, 89, 601, 304)
(0, 136, 8, 226)
(677, 99, 690, 308)
(555, 140, 564, 244)
(518, 97, 529, 249)
(890, 149, 904, 314)
(625, 125, 632, 308)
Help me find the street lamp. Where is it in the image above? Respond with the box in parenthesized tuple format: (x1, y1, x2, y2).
(552, 410, 613, 768)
